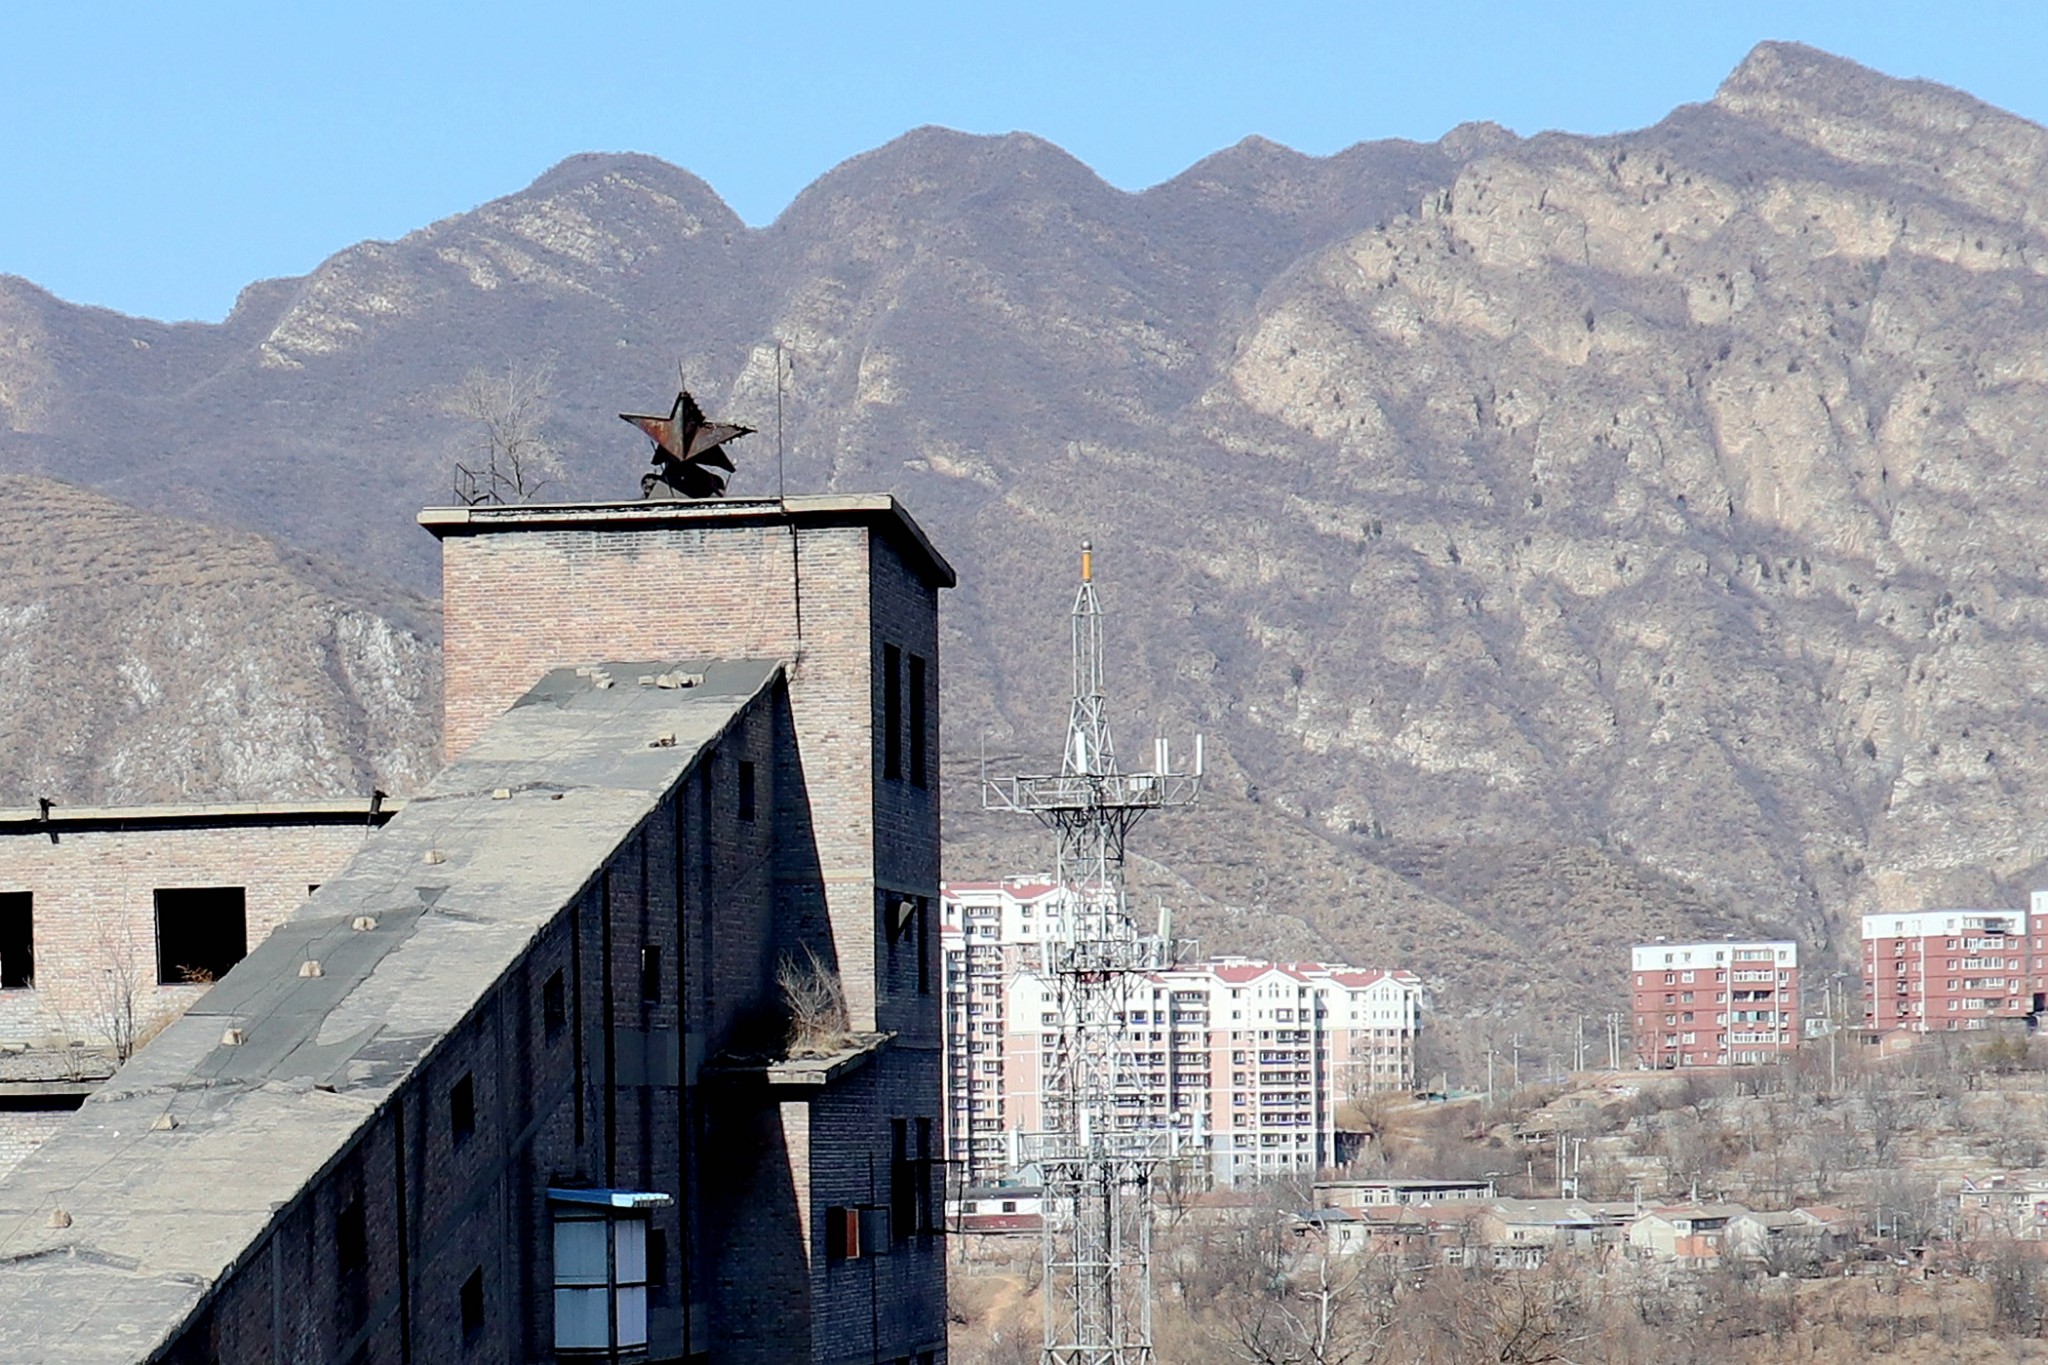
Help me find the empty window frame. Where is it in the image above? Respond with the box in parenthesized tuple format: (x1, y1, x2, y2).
(336, 1192, 368, 1275)
(460, 1267, 485, 1341)
(154, 887, 247, 984)
(908, 654, 928, 788)
(0, 892, 31, 989)
(883, 645, 903, 779)
(451, 1073, 476, 1146)
(916, 897, 931, 996)
(825, 1204, 887, 1261)
(543, 969, 567, 1038)
(554, 1210, 650, 1353)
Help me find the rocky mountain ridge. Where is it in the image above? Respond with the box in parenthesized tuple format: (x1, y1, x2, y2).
(4, 43, 2045, 1053)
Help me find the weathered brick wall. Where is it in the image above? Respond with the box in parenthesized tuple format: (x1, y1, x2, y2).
(807, 1053, 949, 1365)
(0, 822, 380, 1048)
(161, 689, 787, 1365)
(435, 504, 948, 1049)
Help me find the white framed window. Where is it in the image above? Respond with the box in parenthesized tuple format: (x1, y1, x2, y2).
(551, 1189, 668, 1356)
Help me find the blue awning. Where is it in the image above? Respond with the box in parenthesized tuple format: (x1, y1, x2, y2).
(547, 1187, 674, 1210)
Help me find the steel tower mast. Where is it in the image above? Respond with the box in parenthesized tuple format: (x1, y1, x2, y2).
(983, 541, 1201, 1365)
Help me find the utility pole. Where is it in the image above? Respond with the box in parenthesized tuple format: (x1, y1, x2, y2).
(984, 541, 1201, 1365)
(1511, 1033, 1522, 1090)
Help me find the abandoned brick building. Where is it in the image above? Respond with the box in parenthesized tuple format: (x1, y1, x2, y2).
(0, 493, 954, 1364)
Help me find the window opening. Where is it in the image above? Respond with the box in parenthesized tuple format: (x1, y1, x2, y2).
(648, 1228, 669, 1305)
(543, 970, 567, 1038)
(460, 1267, 485, 1341)
(916, 896, 931, 996)
(154, 887, 247, 984)
(826, 1205, 884, 1261)
(908, 654, 928, 787)
(640, 945, 661, 1004)
(0, 892, 31, 989)
(451, 1073, 476, 1146)
(890, 1119, 914, 1242)
(337, 1192, 367, 1274)
(883, 644, 903, 779)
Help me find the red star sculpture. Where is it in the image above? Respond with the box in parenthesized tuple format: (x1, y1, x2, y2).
(620, 389, 755, 499)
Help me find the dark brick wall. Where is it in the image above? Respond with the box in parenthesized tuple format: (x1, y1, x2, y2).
(157, 502, 951, 1364)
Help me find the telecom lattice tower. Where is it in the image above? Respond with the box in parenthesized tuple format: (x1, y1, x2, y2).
(983, 541, 1201, 1365)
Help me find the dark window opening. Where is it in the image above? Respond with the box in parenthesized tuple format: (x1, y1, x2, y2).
(451, 1073, 475, 1146)
(337, 1193, 367, 1274)
(640, 945, 661, 1004)
(883, 897, 914, 994)
(908, 654, 928, 788)
(883, 644, 903, 780)
(0, 892, 31, 989)
(307, 883, 321, 897)
(916, 1117, 936, 1234)
(460, 1267, 484, 1340)
(826, 1205, 884, 1260)
(916, 896, 931, 997)
(154, 887, 247, 985)
(738, 760, 756, 823)
(543, 970, 567, 1038)
(890, 1119, 914, 1243)
(826, 1205, 858, 1260)
(649, 1228, 670, 1304)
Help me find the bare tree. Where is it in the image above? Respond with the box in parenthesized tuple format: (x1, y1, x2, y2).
(84, 904, 147, 1062)
(1984, 1235, 2048, 1335)
(1218, 1250, 1390, 1365)
(448, 361, 563, 504)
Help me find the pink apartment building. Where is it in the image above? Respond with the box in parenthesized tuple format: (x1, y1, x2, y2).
(1630, 939, 1801, 1067)
(941, 878, 1423, 1186)
(1863, 896, 2048, 1032)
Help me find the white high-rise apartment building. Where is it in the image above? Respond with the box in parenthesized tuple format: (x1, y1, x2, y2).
(941, 878, 1424, 1186)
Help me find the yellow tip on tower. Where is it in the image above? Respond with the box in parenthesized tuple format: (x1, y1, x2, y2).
(1080, 539, 1093, 582)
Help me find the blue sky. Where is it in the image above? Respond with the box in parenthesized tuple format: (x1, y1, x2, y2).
(2, 2, 2042, 322)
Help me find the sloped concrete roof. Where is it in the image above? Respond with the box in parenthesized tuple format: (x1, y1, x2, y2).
(0, 659, 780, 1363)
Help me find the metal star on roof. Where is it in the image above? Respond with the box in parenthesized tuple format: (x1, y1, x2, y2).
(621, 389, 754, 499)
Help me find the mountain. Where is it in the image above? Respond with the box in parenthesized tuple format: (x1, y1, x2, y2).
(0, 477, 438, 804)
(5, 43, 2048, 1059)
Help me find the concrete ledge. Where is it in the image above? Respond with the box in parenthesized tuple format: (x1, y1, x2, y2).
(704, 1032, 894, 1093)
(0, 798, 401, 836)
(418, 495, 956, 589)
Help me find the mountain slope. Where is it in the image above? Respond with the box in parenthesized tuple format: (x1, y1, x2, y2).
(0, 477, 438, 803)
(2, 44, 2045, 1057)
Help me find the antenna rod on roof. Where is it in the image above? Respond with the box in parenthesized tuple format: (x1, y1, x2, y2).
(776, 339, 788, 505)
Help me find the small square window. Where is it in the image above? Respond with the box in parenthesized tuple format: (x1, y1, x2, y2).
(154, 887, 247, 984)
(451, 1073, 476, 1146)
